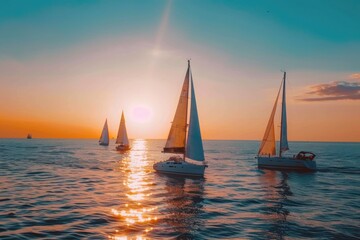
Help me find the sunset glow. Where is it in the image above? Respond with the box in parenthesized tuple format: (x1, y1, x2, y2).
(130, 105, 153, 124)
(1, 3, 359, 239)
(0, 1, 359, 142)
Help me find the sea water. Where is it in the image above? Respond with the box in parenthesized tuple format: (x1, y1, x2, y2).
(0, 139, 359, 239)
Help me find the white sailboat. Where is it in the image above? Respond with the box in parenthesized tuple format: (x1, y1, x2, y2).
(153, 60, 207, 176)
(99, 119, 109, 146)
(257, 72, 316, 171)
(116, 111, 131, 151)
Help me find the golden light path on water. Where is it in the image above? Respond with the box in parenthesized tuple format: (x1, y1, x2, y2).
(109, 140, 158, 240)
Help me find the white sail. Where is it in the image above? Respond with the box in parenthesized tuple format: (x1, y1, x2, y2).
(163, 64, 190, 153)
(99, 119, 109, 145)
(186, 71, 205, 161)
(280, 72, 289, 156)
(154, 60, 207, 176)
(116, 111, 129, 146)
(258, 81, 283, 156)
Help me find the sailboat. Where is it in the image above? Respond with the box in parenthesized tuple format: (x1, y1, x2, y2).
(153, 60, 207, 176)
(116, 111, 131, 151)
(99, 119, 109, 146)
(27, 134, 32, 139)
(256, 72, 316, 171)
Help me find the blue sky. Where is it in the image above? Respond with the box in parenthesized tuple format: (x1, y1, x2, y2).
(1, 0, 359, 70)
(0, 1, 163, 57)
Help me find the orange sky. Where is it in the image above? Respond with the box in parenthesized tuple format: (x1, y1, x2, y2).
(1, 52, 359, 142)
(1, 1, 359, 142)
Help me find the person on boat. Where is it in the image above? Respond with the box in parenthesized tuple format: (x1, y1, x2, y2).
(295, 151, 316, 161)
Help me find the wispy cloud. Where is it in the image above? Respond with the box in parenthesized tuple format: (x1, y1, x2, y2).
(350, 73, 360, 80)
(300, 73, 360, 101)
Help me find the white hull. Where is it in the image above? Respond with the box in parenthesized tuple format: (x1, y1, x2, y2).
(257, 156, 316, 171)
(153, 158, 206, 176)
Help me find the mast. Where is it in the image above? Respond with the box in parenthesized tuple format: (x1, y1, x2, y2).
(103, 119, 109, 145)
(279, 71, 289, 157)
(183, 60, 191, 160)
(100, 118, 108, 143)
(116, 111, 129, 145)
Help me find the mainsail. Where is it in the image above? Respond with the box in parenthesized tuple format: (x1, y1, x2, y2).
(116, 111, 129, 146)
(258, 81, 283, 156)
(163, 63, 190, 153)
(99, 119, 109, 145)
(186, 70, 205, 161)
(280, 72, 289, 156)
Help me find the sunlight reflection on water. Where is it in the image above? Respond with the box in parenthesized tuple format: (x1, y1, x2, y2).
(110, 140, 158, 240)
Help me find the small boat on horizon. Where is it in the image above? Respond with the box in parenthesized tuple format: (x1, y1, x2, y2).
(99, 119, 109, 146)
(27, 134, 32, 139)
(256, 72, 316, 171)
(153, 60, 207, 177)
(115, 111, 131, 151)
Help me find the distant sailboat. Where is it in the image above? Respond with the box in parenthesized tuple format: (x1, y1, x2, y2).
(153, 60, 207, 176)
(116, 111, 131, 151)
(27, 134, 32, 139)
(99, 119, 109, 146)
(257, 72, 316, 171)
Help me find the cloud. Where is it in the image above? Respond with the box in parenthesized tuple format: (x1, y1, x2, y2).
(300, 76, 360, 101)
(350, 73, 360, 80)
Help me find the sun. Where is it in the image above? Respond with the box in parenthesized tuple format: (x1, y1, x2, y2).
(130, 105, 152, 123)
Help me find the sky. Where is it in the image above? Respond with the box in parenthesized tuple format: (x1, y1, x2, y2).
(0, 0, 359, 142)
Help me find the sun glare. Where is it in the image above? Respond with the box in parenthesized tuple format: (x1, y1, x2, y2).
(130, 105, 152, 123)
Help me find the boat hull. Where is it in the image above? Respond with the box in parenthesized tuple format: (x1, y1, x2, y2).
(257, 156, 316, 171)
(99, 142, 109, 146)
(116, 145, 131, 151)
(153, 159, 206, 176)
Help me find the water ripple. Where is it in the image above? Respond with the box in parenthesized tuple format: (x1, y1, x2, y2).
(0, 139, 359, 239)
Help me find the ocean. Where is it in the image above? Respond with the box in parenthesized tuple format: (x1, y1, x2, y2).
(0, 139, 359, 239)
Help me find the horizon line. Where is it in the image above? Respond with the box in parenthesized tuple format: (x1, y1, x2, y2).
(1, 137, 359, 144)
